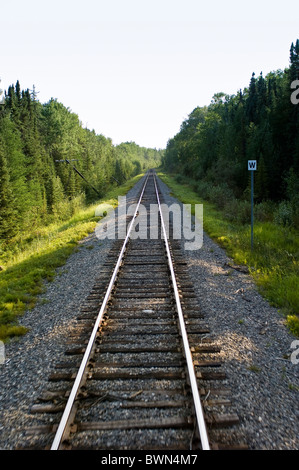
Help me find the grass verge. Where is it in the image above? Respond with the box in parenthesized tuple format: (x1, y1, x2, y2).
(158, 171, 299, 336)
(0, 174, 144, 342)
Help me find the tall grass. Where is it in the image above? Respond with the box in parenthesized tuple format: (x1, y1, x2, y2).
(158, 171, 299, 336)
(0, 174, 144, 341)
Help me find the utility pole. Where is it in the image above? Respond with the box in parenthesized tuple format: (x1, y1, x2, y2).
(55, 159, 102, 197)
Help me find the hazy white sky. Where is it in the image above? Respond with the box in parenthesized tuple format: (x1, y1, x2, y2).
(0, 0, 298, 148)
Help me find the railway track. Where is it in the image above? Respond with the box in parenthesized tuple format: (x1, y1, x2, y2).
(23, 171, 247, 451)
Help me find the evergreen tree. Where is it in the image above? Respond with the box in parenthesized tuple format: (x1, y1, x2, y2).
(49, 175, 65, 216)
(0, 140, 17, 239)
(246, 73, 258, 123)
(163, 39, 299, 204)
(290, 40, 299, 81)
(0, 79, 163, 241)
(255, 156, 269, 202)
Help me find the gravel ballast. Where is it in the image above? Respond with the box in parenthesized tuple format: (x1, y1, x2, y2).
(0, 175, 298, 450)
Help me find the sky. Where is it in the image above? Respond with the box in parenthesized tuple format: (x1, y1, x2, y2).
(0, 0, 298, 149)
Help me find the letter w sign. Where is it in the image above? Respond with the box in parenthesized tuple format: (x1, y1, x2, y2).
(248, 160, 257, 171)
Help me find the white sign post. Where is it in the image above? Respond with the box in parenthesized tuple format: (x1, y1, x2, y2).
(248, 161, 257, 250)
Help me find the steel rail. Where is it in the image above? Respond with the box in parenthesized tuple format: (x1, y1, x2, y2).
(153, 173, 210, 451)
(50, 172, 150, 450)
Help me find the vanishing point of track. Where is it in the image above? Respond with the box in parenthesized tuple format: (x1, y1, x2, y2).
(25, 171, 247, 451)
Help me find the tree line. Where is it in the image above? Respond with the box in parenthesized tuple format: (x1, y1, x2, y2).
(0, 82, 163, 244)
(163, 40, 299, 228)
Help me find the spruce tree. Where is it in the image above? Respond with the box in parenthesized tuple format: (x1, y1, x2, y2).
(255, 156, 269, 202)
(246, 73, 258, 123)
(290, 40, 299, 80)
(0, 141, 17, 240)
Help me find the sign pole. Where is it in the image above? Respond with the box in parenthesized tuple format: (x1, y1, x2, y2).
(251, 169, 254, 250)
(248, 160, 257, 250)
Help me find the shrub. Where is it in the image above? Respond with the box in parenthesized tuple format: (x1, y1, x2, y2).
(208, 184, 235, 210)
(274, 201, 294, 227)
(175, 174, 184, 184)
(235, 200, 252, 225)
(224, 198, 240, 222)
(196, 180, 210, 199)
(287, 315, 299, 337)
(254, 201, 275, 223)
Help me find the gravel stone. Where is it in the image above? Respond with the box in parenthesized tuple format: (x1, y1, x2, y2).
(158, 177, 299, 450)
(0, 174, 298, 450)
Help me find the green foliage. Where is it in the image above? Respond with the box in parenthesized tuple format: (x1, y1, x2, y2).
(158, 172, 299, 336)
(163, 40, 299, 216)
(287, 315, 299, 336)
(0, 140, 17, 240)
(0, 81, 163, 340)
(0, 173, 144, 341)
(274, 201, 294, 227)
(0, 84, 163, 252)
